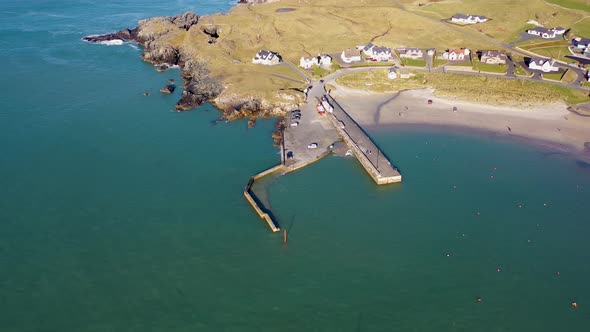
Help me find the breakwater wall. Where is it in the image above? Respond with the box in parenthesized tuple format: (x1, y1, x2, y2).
(243, 164, 284, 232)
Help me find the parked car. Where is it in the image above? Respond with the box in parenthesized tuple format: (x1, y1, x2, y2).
(286, 151, 294, 159)
(290, 121, 299, 127)
(427, 99, 433, 104)
(307, 143, 318, 149)
(292, 114, 301, 120)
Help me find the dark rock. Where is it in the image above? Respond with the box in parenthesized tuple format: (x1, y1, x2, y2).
(168, 79, 175, 84)
(160, 84, 176, 94)
(83, 27, 138, 43)
(175, 60, 223, 110)
(155, 64, 170, 72)
(170, 12, 200, 31)
(142, 43, 180, 65)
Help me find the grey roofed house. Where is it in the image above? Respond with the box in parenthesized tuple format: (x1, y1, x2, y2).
(574, 37, 590, 47)
(452, 13, 470, 20)
(528, 27, 551, 34)
(362, 43, 375, 52)
(371, 46, 391, 54)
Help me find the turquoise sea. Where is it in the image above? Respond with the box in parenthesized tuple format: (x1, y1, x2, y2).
(1, 1, 590, 331)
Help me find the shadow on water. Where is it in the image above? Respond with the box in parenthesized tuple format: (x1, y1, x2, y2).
(575, 160, 590, 171)
(248, 187, 281, 229)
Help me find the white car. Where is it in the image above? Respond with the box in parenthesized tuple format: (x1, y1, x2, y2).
(307, 143, 318, 149)
(290, 122, 299, 127)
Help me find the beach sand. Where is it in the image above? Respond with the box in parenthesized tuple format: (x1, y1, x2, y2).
(329, 85, 590, 159)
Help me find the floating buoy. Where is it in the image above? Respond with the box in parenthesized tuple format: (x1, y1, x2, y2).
(476, 297, 483, 303)
(496, 268, 501, 272)
(283, 230, 287, 244)
(490, 175, 494, 179)
(556, 271, 560, 276)
(571, 302, 578, 309)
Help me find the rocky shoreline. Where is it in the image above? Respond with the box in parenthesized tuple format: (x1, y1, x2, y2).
(84, 7, 298, 138)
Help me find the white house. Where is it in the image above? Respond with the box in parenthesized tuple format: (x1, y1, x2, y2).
(397, 47, 423, 59)
(361, 43, 392, 61)
(443, 48, 471, 61)
(299, 56, 316, 69)
(451, 13, 488, 24)
(479, 50, 507, 64)
(388, 67, 398, 80)
(528, 57, 559, 72)
(341, 49, 362, 63)
(526, 27, 565, 39)
(319, 54, 332, 67)
(252, 50, 281, 65)
(427, 48, 436, 56)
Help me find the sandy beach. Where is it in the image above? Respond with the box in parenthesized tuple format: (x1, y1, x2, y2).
(329, 85, 590, 160)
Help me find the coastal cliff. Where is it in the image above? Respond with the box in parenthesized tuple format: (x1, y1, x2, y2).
(84, 7, 301, 124)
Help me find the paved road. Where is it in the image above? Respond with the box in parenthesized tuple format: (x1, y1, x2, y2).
(282, 81, 339, 169)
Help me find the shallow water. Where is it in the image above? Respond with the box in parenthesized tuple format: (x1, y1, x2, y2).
(1, 1, 589, 331)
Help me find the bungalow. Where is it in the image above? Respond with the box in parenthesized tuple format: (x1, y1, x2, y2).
(479, 50, 507, 64)
(397, 47, 423, 59)
(361, 43, 392, 61)
(451, 13, 488, 24)
(341, 49, 362, 63)
(300, 54, 333, 69)
(443, 48, 471, 61)
(299, 56, 317, 69)
(319, 54, 332, 67)
(528, 57, 559, 72)
(526, 27, 565, 39)
(427, 48, 436, 56)
(252, 50, 281, 65)
(388, 67, 398, 80)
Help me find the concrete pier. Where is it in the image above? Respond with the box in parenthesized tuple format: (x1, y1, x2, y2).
(326, 95, 402, 184)
(244, 164, 284, 232)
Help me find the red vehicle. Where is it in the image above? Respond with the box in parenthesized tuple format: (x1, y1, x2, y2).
(316, 104, 326, 114)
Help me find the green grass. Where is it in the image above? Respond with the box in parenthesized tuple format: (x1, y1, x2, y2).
(349, 62, 393, 68)
(474, 62, 508, 73)
(545, 0, 590, 11)
(312, 66, 331, 78)
(542, 71, 566, 81)
(401, 58, 427, 67)
(562, 69, 579, 84)
(433, 58, 447, 68)
(336, 70, 590, 104)
(526, 47, 572, 62)
(446, 60, 473, 67)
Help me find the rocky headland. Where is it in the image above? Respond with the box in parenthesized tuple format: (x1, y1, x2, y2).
(84, 5, 300, 130)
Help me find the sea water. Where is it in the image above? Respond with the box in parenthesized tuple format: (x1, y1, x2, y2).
(1, 1, 589, 331)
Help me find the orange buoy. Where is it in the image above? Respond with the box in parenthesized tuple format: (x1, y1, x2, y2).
(283, 229, 287, 244)
(571, 302, 578, 309)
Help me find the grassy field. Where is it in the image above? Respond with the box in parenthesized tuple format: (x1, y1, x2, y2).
(525, 46, 572, 62)
(562, 69, 579, 83)
(514, 65, 533, 77)
(542, 71, 566, 81)
(336, 70, 590, 104)
(401, 58, 427, 67)
(545, 0, 590, 11)
(446, 60, 473, 67)
(141, 0, 589, 106)
(406, 0, 588, 43)
(146, 0, 512, 104)
(473, 62, 508, 73)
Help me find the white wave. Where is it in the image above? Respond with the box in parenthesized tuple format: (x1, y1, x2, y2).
(127, 44, 140, 50)
(99, 39, 124, 46)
